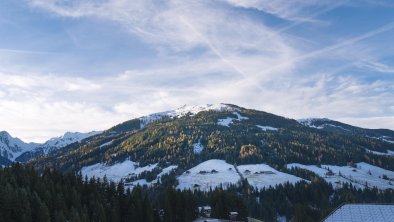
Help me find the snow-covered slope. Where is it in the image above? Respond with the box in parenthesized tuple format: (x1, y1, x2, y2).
(177, 159, 240, 191)
(140, 104, 236, 128)
(177, 159, 305, 191)
(80, 159, 178, 188)
(238, 164, 305, 190)
(287, 162, 394, 190)
(0, 131, 39, 161)
(81, 159, 158, 183)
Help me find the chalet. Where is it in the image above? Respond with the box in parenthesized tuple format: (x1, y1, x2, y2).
(325, 171, 335, 176)
(197, 206, 212, 218)
(229, 212, 239, 221)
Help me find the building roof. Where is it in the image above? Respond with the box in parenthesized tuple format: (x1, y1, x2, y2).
(323, 204, 394, 222)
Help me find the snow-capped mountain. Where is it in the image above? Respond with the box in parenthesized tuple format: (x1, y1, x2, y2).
(0, 131, 101, 163)
(39, 131, 101, 154)
(0, 131, 39, 162)
(27, 104, 394, 192)
(140, 103, 236, 128)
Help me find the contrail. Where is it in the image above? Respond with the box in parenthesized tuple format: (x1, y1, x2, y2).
(179, 16, 249, 80)
(246, 20, 394, 82)
(273, 0, 349, 35)
(0, 48, 58, 55)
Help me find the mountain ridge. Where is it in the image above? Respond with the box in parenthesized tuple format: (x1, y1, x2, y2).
(29, 104, 394, 176)
(0, 130, 101, 164)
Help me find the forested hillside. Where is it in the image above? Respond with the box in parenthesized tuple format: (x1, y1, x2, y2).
(30, 105, 394, 173)
(1, 164, 393, 222)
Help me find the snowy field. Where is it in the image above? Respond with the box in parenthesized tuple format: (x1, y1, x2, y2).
(287, 162, 394, 190)
(178, 159, 304, 191)
(177, 159, 240, 191)
(238, 164, 305, 190)
(81, 160, 157, 183)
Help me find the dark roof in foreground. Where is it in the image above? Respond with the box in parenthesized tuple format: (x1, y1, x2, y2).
(323, 204, 394, 222)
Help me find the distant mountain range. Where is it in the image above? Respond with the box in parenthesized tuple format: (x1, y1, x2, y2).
(0, 131, 100, 165)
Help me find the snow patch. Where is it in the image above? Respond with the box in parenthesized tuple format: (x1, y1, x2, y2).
(217, 112, 248, 127)
(99, 140, 113, 148)
(256, 125, 278, 131)
(287, 162, 394, 190)
(365, 148, 394, 156)
(193, 141, 204, 154)
(297, 118, 349, 131)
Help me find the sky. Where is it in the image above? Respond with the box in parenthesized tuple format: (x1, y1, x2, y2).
(1, 0, 394, 142)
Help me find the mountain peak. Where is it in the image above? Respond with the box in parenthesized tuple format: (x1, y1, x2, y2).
(139, 103, 237, 128)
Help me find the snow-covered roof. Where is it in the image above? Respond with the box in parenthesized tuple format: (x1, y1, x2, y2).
(323, 204, 394, 222)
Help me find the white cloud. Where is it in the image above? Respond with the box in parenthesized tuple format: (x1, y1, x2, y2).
(0, 0, 390, 142)
(223, 0, 342, 22)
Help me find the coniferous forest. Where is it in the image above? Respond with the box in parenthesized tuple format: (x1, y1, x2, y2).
(1, 164, 393, 222)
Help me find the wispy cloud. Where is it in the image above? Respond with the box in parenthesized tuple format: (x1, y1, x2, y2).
(0, 0, 392, 141)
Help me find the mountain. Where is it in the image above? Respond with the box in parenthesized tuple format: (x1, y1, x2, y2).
(298, 118, 394, 143)
(30, 104, 394, 189)
(0, 131, 39, 163)
(0, 131, 100, 164)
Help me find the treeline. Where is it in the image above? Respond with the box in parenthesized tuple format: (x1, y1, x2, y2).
(0, 164, 196, 222)
(30, 109, 394, 175)
(1, 164, 394, 222)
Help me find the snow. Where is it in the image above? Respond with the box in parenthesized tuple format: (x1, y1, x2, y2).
(256, 125, 278, 131)
(323, 204, 394, 222)
(238, 164, 305, 190)
(217, 112, 248, 127)
(0, 131, 39, 161)
(42, 131, 100, 152)
(297, 118, 349, 131)
(125, 165, 178, 188)
(217, 117, 234, 127)
(287, 162, 394, 190)
(177, 159, 240, 191)
(80, 160, 158, 183)
(140, 104, 235, 128)
(81, 159, 178, 189)
(178, 159, 304, 191)
(193, 141, 204, 154)
(100, 140, 113, 148)
(365, 148, 394, 156)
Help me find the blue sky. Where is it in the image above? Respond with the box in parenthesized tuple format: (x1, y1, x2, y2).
(1, 0, 394, 142)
